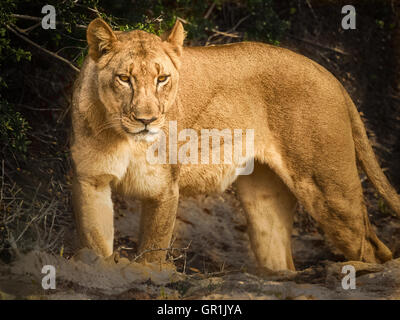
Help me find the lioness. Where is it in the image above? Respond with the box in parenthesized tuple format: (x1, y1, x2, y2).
(71, 18, 400, 271)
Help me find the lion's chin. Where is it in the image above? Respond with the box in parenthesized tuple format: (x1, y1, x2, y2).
(126, 127, 161, 142)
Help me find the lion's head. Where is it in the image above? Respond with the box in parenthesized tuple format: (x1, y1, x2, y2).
(86, 18, 185, 140)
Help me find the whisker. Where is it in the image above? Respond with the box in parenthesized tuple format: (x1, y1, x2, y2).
(94, 124, 118, 137)
(94, 120, 121, 137)
(92, 116, 137, 137)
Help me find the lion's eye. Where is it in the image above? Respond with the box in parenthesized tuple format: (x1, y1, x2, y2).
(118, 75, 130, 82)
(157, 75, 169, 83)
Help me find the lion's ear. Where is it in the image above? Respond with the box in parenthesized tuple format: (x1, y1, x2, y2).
(87, 18, 118, 61)
(163, 20, 185, 56)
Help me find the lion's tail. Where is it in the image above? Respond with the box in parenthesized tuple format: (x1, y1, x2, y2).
(345, 90, 400, 216)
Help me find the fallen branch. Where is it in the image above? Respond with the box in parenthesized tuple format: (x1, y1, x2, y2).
(74, 4, 102, 18)
(305, 0, 319, 21)
(210, 29, 239, 38)
(6, 24, 80, 73)
(228, 14, 251, 33)
(206, 15, 250, 46)
(288, 34, 350, 56)
(132, 241, 192, 262)
(204, 2, 216, 19)
(19, 22, 41, 34)
(11, 14, 87, 29)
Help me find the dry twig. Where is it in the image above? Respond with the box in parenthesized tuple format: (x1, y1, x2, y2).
(288, 34, 350, 56)
(132, 241, 192, 262)
(6, 24, 80, 73)
(11, 14, 87, 29)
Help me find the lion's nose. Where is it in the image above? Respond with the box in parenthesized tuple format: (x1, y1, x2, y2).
(134, 116, 158, 125)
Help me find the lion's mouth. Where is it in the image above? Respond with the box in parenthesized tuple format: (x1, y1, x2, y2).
(135, 128, 160, 135)
(122, 124, 160, 137)
(136, 128, 149, 134)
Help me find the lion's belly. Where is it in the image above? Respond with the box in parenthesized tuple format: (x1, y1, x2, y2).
(115, 162, 240, 199)
(178, 164, 239, 196)
(113, 151, 251, 198)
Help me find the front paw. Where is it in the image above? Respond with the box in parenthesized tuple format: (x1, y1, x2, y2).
(135, 251, 176, 271)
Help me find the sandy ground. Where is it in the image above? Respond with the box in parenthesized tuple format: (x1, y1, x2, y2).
(1, 188, 400, 300)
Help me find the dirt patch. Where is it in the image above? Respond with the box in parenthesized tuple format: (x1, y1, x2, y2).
(2, 190, 400, 300)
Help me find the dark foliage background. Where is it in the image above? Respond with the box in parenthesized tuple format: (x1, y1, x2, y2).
(0, 0, 399, 266)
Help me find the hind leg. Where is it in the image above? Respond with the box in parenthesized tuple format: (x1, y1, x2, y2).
(236, 162, 297, 271)
(291, 170, 392, 264)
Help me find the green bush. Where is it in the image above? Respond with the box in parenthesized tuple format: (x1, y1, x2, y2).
(0, 100, 31, 162)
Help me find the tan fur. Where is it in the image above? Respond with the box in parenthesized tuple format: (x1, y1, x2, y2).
(71, 18, 400, 271)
